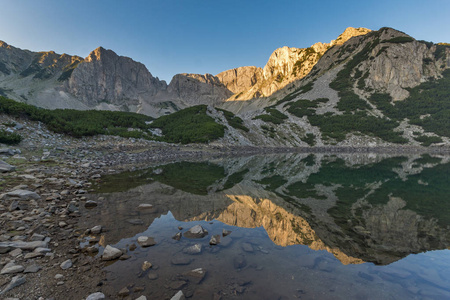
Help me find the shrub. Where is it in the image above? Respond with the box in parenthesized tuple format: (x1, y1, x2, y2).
(254, 108, 288, 124)
(150, 105, 225, 144)
(382, 36, 414, 43)
(216, 108, 249, 132)
(0, 129, 22, 145)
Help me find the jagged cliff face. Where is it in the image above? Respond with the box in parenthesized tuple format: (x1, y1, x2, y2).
(167, 73, 233, 106)
(218, 27, 371, 101)
(66, 47, 167, 108)
(216, 66, 263, 95)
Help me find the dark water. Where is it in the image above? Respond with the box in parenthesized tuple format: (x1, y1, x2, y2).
(80, 153, 450, 299)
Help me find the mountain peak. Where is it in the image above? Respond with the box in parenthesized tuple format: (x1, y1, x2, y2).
(332, 27, 372, 46)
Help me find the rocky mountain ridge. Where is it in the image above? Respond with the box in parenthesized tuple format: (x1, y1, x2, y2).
(0, 27, 372, 116)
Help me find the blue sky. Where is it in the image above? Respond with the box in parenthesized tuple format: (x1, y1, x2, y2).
(1, 0, 449, 82)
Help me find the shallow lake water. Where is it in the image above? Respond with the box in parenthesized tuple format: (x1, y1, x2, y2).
(80, 153, 450, 299)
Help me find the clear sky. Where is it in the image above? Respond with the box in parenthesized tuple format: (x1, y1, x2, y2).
(0, 0, 449, 82)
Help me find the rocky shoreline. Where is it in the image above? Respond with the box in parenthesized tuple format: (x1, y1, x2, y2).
(1, 115, 450, 299)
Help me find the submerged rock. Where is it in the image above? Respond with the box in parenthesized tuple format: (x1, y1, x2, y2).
(141, 261, 152, 271)
(84, 200, 98, 208)
(209, 234, 220, 245)
(222, 229, 232, 237)
(171, 257, 193, 265)
(172, 232, 182, 241)
(184, 225, 208, 239)
(137, 236, 156, 247)
(183, 244, 202, 255)
(185, 268, 207, 284)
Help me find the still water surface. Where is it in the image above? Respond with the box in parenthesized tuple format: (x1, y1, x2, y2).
(81, 153, 450, 299)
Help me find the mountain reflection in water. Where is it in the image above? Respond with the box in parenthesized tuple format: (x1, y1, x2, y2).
(80, 153, 450, 299)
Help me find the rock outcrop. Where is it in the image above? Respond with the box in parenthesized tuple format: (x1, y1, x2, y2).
(66, 47, 167, 108)
(167, 73, 232, 106)
(218, 27, 372, 101)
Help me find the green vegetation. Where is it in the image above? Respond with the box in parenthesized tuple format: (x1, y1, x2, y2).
(414, 135, 443, 146)
(329, 36, 376, 113)
(434, 43, 450, 60)
(216, 108, 249, 132)
(382, 36, 414, 44)
(308, 111, 407, 143)
(0, 129, 22, 145)
(0, 96, 153, 138)
(254, 108, 288, 124)
(0, 97, 225, 144)
(303, 133, 316, 146)
(292, 47, 318, 77)
(149, 105, 225, 144)
(285, 99, 318, 117)
(369, 69, 450, 138)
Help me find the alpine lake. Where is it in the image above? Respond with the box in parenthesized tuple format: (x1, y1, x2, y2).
(80, 153, 450, 299)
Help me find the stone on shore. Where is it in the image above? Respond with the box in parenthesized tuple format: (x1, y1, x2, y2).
(86, 292, 106, 300)
(60, 259, 72, 270)
(184, 225, 208, 239)
(137, 204, 153, 210)
(0, 240, 48, 252)
(0, 275, 26, 295)
(2, 189, 40, 200)
(0, 160, 15, 173)
(170, 290, 185, 300)
(85, 200, 98, 208)
(1, 264, 25, 275)
(90, 225, 102, 234)
(102, 245, 122, 261)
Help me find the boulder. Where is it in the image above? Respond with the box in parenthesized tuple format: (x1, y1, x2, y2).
(0, 160, 15, 173)
(101, 245, 122, 261)
(2, 189, 40, 200)
(184, 225, 208, 239)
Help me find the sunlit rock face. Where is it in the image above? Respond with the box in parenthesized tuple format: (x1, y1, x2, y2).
(219, 27, 371, 101)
